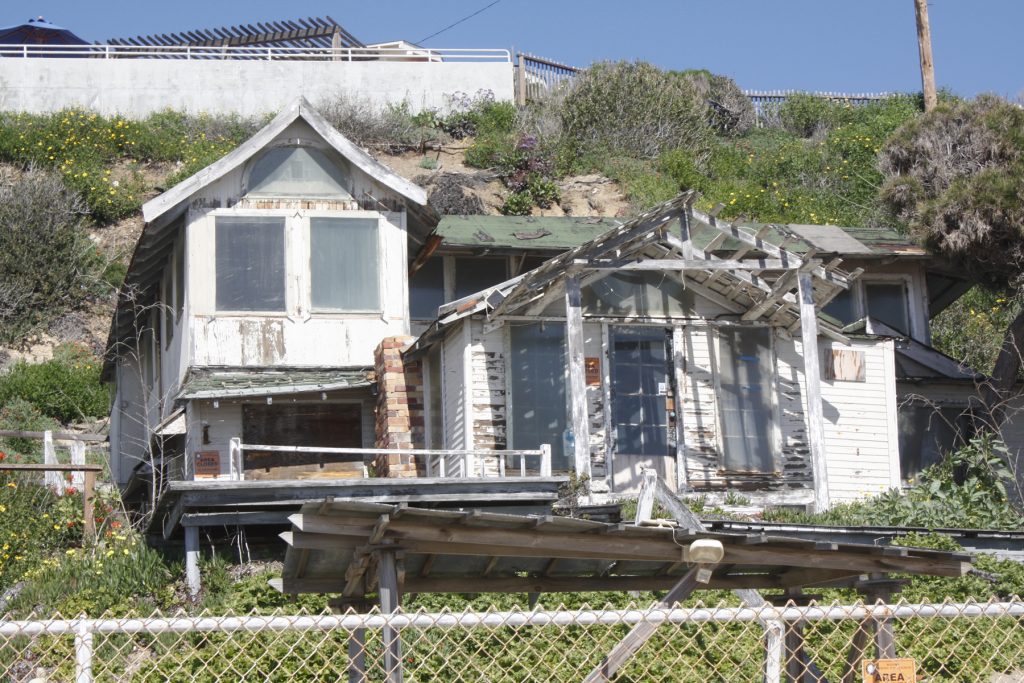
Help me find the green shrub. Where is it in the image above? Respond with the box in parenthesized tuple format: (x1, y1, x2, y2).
(315, 95, 439, 152)
(560, 61, 711, 161)
(774, 93, 845, 137)
(501, 191, 534, 216)
(0, 398, 59, 457)
(0, 343, 109, 424)
(0, 167, 99, 342)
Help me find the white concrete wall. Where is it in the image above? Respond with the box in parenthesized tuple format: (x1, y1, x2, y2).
(0, 60, 514, 117)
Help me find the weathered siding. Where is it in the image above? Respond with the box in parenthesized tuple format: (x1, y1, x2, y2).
(583, 322, 606, 476)
(818, 338, 900, 502)
(469, 319, 506, 450)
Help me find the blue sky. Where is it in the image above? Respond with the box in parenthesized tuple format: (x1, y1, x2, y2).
(12, 1, 1024, 98)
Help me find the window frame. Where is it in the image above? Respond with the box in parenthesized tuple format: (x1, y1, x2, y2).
(711, 324, 783, 475)
(822, 274, 925, 341)
(207, 208, 386, 319)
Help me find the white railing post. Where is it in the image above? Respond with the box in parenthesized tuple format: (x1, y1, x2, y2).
(520, 454, 526, 477)
(539, 444, 552, 477)
(74, 619, 93, 683)
(498, 453, 506, 478)
(43, 430, 62, 492)
(229, 437, 242, 481)
(438, 453, 446, 478)
(764, 619, 784, 683)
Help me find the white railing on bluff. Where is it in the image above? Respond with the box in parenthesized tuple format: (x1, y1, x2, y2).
(0, 44, 511, 62)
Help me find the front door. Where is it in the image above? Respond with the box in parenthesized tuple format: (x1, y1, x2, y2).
(609, 327, 674, 492)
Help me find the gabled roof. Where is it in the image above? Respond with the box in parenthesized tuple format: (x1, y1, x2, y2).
(409, 193, 863, 356)
(142, 97, 429, 227)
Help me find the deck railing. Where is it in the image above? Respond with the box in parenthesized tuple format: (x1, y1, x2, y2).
(226, 438, 552, 481)
(0, 44, 511, 62)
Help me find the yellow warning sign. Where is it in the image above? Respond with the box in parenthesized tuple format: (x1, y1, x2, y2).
(862, 658, 917, 682)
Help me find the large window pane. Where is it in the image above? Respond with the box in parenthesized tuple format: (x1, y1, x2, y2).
(215, 216, 286, 312)
(509, 323, 567, 468)
(611, 328, 670, 457)
(410, 258, 445, 320)
(583, 273, 693, 317)
(865, 282, 910, 335)
(455, 257, 507, 299)
(248, 146, 352, 199)
(311, 217, 380, 311)
(716, 327, 777, 473)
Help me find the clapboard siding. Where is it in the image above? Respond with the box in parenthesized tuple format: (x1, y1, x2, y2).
(817, 338, 898, 501)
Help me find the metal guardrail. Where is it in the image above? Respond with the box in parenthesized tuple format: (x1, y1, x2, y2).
(0, 44, 511, 62)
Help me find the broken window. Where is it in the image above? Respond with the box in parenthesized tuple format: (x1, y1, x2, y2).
(247, 146, 352, 199)
(410, 258, 445, 320)
(716, 326, 778, 474)
(583, 272, 693, 318)
(898, 404, 973, 481)
(454, 257, 508, 299)
(215, 216, 286, 312)
(242, 402, 364, 478)
(509, 322, 567, 469)
(310, 217, 380, 311)
(822, 287, 856, 326)
(865, 281, 910, 335)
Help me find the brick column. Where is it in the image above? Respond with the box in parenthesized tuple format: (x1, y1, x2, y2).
(373, 336, 425, 478)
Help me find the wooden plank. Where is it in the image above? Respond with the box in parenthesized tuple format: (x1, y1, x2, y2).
(83, 470, 96, 540)
(180, 511, 294, 527)
(0, 430, 106, 442)
(799, 272, 831, 512)
(564, 275, 592, 481)
(584, 567, 701, 682)
(586, 258, 787, 271)
(0, 464, 104, 472)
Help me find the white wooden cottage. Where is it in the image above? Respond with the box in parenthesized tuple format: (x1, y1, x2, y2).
(105, 97, 998, 523)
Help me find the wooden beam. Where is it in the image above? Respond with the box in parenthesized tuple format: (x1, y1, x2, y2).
(799, 272, 831, 512)
(564, 274, 592, 483)
(584, 567, 702, 682)
(586, 258, 787, 271)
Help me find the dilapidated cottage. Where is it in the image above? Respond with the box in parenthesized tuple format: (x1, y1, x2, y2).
(105, 97, 999, 548)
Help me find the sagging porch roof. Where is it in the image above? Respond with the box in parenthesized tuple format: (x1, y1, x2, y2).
(273, 500, 971, 597)
(410, 192, 863, 355)
(176, 366, 374, 400)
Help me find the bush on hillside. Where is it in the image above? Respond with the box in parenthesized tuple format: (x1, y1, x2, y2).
(0, 343, 109, 424)
(677, 69, 756, 136)
(0, 167, 99, 343)
(316, 94, 441, 152)
(560, 61, 712, 162)
(0, 398, 59, 457)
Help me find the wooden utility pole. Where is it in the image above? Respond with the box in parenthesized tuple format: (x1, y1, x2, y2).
(914, 0, 937, 112)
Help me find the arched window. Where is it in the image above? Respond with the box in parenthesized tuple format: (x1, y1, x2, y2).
(246, 146, 352, 199)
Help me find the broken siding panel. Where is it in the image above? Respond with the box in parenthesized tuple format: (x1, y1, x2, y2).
(816, 338, 898, 501)
(194, 400, 243, 479)
(583, 322, 606, 476)
(679, 323, 724, 487)
(469, 318, 507, 451)
(681, 325, 812, 491)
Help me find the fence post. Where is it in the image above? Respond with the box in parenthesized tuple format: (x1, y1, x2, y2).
(185, 525, 201, 598)
(74, 619, 93, 683)
(43, 430, 61, 492)
(540, 444, 552, 477)
(83, 469, 96, 541)
(378, 549, 404, 683)
(70, 440, 86, 490)
(229, 437, 242, 480)
(516, 54, 527, 106)
(763, 618, 783, 683)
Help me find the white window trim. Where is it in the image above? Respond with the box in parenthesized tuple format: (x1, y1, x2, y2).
(208, 207, 385, 318)
(710, 323, 783, 476)
(860, 273, 924, 341)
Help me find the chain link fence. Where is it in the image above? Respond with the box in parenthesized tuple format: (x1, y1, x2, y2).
(1, 599, 1022, 682)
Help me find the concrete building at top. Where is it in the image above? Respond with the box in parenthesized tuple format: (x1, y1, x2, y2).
(102, 99, 1011, 545)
